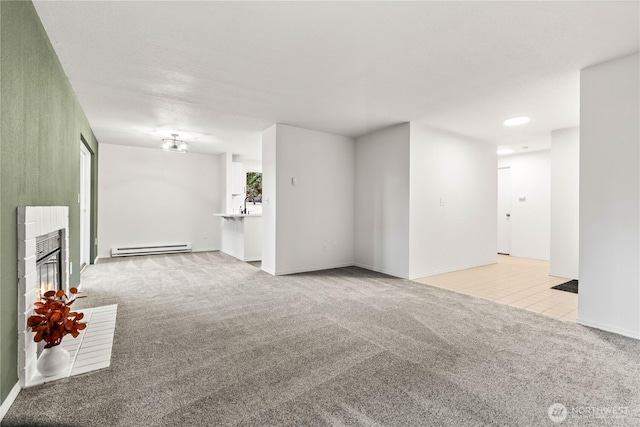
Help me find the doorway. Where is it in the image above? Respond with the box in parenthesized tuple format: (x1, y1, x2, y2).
(497, 167, 511, 255)
(80, 142, 92, 271)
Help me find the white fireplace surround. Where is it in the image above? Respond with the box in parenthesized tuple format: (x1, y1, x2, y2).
(17, 206, 69, 387)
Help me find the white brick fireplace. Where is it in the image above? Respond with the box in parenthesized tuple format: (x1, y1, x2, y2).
(17, 206, 69, 387)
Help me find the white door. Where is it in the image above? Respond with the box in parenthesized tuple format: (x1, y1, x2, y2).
(80, 144, 91, 270)
(497, 167, 512, 255)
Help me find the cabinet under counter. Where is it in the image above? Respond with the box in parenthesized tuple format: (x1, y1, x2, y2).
(214, 214, 262, 261)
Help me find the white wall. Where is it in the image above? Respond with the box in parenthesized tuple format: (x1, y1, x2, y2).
(409, 124, 497, 278)
(220, 152, 229, 214)
(355, 123, 411, 278)
(97, 144, 222, 258)
(550, 127, 579, 279)
(498, 150, 551, 260)
(579, 53, 640, 339)
(221, 152, 232, 214)
(263, 124, 355, 275)
(261, 125, 277, 274)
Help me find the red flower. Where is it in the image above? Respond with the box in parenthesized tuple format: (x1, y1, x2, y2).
(27, 288, 87, 348)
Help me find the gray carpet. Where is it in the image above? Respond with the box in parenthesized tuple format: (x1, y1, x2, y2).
(3, 252, 639, 426)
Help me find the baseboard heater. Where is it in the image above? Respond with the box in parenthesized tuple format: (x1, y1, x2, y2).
(111, 243, 192, 257)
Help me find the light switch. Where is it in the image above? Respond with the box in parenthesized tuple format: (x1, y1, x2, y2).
(518, 195, 526, 202)
(291, 177, 297, 186)
(440, 198, 445, 206)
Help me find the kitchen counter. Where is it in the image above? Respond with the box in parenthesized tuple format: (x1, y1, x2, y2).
(214, 214, 262, 261)
(214, 213, 262, 218)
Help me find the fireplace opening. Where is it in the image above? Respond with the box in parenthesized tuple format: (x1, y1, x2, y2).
(36, 230, 62, 299)
(35, 230, 63, 357)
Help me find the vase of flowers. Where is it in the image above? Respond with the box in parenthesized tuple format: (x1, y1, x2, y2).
(37, 345, 70, 376)
(28, 288, 87, 376)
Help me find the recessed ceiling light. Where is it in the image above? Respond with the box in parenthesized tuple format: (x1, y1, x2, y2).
(497, 149, 514, 155)
(504, 116, 530, 126)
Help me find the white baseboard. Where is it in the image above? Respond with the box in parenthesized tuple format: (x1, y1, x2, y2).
(94, 248, 220, 263)
(408, 261, 497, 280)
(0, 382, 21, 421)
(355, 260, 500, 281)
(549, 271, 578, 280)
(353, 262, 409, 279)
(192, 248, 220, 253)
(577, 317, 640, 340)
(274, 261, 355, 276)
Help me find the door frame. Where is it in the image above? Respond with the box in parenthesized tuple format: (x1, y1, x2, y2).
(80, 141, 92, 270)
(497, 166, 512, 255)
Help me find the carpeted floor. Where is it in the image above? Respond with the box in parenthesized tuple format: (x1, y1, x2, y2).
(3, 252, 639, 426)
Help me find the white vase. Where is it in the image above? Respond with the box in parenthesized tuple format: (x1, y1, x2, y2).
(37, 346, 70, 377)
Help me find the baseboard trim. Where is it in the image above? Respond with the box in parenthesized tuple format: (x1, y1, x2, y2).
(353, 263, 408, 279)
(408, 261, 497, 280)
(274, 262, 355, 276)
(95, 249, 220, 263)
(577, 317, 640, 340)
(0, 382, 21, 421)
(549, 271, 579, 280)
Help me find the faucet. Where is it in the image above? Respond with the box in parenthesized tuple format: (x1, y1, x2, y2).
(243, 195, 253, 214)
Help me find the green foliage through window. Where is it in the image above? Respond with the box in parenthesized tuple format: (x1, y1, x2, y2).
(246, 172, 262, 201)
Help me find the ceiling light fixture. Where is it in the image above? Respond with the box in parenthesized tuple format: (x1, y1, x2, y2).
(497, 149, 514, 155)
(161, 133, 188, 153)
(503, 116, 530, 126)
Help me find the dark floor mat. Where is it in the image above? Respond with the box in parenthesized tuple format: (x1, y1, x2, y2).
(552, 279, 578, 294)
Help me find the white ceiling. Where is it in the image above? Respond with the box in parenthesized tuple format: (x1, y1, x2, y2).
(33, 1, 639, 159)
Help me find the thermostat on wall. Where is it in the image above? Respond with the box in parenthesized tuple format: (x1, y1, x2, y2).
(518, 195, 526, 202)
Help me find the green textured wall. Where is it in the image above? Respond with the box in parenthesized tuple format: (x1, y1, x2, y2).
(0, 0, 3, 409)
(0, 1, 99, 404)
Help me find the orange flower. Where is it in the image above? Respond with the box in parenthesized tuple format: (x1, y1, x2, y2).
(27, 288, 87, 348)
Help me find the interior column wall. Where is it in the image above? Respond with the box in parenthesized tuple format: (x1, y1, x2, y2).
(579, 53, 640, 338)
(550, 127, 580, 279)
(409, 124, 497, 278)
(354, 123, 411, 278)
(261, 125, 277, 275)
(263, 124, 355, 275)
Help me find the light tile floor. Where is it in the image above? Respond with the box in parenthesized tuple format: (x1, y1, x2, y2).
(414, 255, 578, 322)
